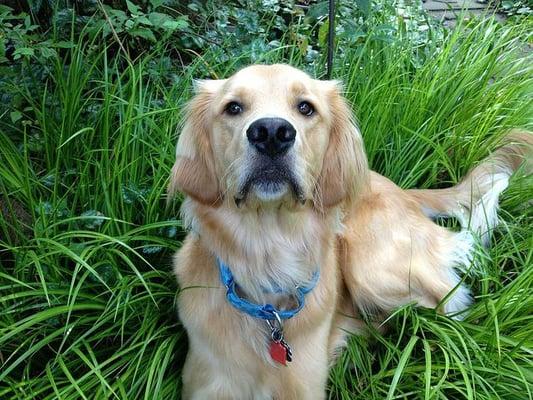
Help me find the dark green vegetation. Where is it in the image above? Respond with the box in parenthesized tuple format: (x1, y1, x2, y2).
(496, 0, 532, 18)
(1, 1, 532, 399)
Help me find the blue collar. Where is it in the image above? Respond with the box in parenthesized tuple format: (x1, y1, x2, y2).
(216, 257, 320, 321)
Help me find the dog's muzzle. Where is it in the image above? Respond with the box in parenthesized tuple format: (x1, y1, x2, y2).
(235, 118, 304, 206)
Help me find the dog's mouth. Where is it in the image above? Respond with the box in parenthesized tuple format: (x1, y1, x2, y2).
(235, 163, 305, 207)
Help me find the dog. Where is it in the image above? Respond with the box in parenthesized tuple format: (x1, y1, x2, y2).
(168, 64, 531, 399)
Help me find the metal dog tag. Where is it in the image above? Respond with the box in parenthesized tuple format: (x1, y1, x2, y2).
(269, 326, 292, 365)
(270, 340, 289, 365)
(267, 312, 292, 365)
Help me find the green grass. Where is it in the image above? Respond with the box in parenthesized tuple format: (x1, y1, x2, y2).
(1, 16, 532, 400)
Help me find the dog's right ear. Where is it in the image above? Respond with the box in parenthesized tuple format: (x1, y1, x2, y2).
(314, 81, 368, 210)
(168, 79, 227, 205)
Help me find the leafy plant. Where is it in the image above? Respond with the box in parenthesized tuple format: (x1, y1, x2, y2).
(99, 1, 189, 45)
(496, 0, 533, 17)
(0, 6, 71, 64)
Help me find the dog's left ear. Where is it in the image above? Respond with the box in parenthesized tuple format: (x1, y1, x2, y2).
(315, 81, 369, 209)
(168, 79, 227, 205)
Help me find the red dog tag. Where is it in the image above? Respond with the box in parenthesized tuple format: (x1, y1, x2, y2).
(269, 341, 288, 365)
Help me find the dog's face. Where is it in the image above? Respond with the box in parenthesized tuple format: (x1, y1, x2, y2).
(205, 65, 334, 205)
(169, 64, 368, 209)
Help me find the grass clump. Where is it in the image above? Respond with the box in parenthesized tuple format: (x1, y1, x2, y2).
(1, 15, 532, 400)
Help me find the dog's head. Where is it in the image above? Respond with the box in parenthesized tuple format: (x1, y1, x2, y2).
(169, 64, 368, 210)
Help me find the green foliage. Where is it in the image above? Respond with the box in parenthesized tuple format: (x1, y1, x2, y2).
(0, 6, 71, 64)
(0, 0, 441, 165)
(100, 1, 189, 43)
(496, 0, 533, 17)
(0, 1, 532, 399)
(0, 0, 440, 67)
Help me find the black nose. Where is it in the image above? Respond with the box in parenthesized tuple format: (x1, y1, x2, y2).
(246, 118, 296, 157)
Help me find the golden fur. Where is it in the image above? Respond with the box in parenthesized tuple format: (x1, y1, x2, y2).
(169, 64, 532, 400)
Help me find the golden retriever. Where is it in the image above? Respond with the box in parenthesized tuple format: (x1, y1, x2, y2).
(168, 64, 531, 400)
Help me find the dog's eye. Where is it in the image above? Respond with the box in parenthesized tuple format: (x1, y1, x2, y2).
(297, 101, 314, 116)
(225, 102, 243, 116)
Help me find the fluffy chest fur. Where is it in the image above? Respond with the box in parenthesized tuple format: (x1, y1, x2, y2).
(181, 198, 334, 302)
(174, 201, 341, 399)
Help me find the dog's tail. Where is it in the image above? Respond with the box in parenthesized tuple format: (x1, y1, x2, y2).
(407, 130, 532, 245)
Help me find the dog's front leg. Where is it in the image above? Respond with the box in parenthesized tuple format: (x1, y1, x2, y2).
(181, 329, 330, 400)
(181, 332, 277, 400)
(270, 322, 331, 400)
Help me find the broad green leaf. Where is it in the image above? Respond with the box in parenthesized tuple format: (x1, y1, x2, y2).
(307, 1, 328, 20)
(126, 0, 140, 15)
(149, 0, 165, 10)
(10, 111, 22, 123)
(355, 0, 371, 16)
(148, 11, 171, 27)
(13, 47, 34, 59)
(137, 15, 153, 26)
(128, 27, 157, 42)
(39, 46, 57, 59)
(52, 40, 75, 48)
(162, 19, 188, 31)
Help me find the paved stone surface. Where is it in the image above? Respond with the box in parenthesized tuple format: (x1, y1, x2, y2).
(424, 0, 487, 11)
(423, 0, 505, 27)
